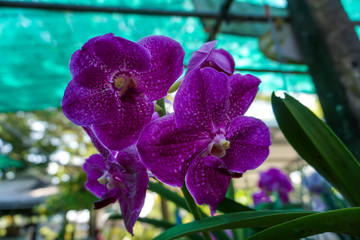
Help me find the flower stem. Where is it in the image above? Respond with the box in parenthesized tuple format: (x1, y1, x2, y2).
(168, 79, 182, 93)
(156, 98, 167, 117)
(181, 185, 212, 240)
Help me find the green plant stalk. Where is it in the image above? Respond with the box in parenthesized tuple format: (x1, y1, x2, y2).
(168, 80, 182, 93)
(225, 179, 235, 200)
(225, 180, 240, 240)
(181, 185, 213, 240)
(156, 98, 167, 117)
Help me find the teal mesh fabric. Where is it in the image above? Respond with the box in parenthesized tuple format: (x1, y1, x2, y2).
(0, 0, 357, 112)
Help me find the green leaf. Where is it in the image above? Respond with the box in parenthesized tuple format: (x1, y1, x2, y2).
(148, 181, 189, 211)
(109, 214, 204, 240)
(148, 181, 253, 214)
(148, 181, 246, 240)
(109, 214, 174, 229)
(217, 198, 254, 213)
(248, 208, 360, 240)
(271, 92, 360, 206)
(225, 180, 243, 240)
(154, 210, 314, 240)
(226, 179, 235, 200)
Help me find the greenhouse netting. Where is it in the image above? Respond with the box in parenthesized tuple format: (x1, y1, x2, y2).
(0, 0, 359, 112)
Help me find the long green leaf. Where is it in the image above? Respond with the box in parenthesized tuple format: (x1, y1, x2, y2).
(271, 92, 360, 206)
(148, 181, 189, 211)
(154, 210, 314, 240)
(148, 181, 231, 240)
(148, 181, 253, 213)
(109, 214, 204, 240)
(109, 214, 174, 229)
(217, 198, 254, 213)
(248, 208, 360, 240)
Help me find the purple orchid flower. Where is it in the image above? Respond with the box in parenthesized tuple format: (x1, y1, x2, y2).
(62, 33, 184, 150)
(252, 189, 272, 206)
(82, 127, 149, 235)
(259, 168, 293, 204)
(137, 67, 271, 213)
(186, 40, 235, 75)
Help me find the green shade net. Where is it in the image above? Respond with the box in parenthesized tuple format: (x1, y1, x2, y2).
(0, 0, 358, 112)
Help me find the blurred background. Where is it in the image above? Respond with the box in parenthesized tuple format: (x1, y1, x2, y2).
(0, 0, 359, 239)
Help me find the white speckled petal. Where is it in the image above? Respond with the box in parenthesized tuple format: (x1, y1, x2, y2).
(62, 66, 117, 126)
(137, 114, 211, 187)
(228, 74, 261, 120)
(135, 36, 185, 101)
(115, 146, 149, 235)
(69, 33, 151, 77)
(174, 67, 230, 131)
(92, 93, 154, 151)
(222, 116, 271, 173)
(186, 155, 231, 214)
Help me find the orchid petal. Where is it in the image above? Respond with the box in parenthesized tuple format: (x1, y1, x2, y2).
(69, 34, 107, 77)
(151, 111, 160, 121)
(222, 116, 271, 173)
(135, 36, 185, 101)
(70, 33, 151, 77)
(94, 188, 118, 209)
(92, 93, 154, 151)
(186, 41, 235, 75)
(88, 146, 148, 235)
(137, 114, 211, 187)
(186, 41, 217, 74)
(203, 155, 227, 169)
(204, 48, 235, 75)
(115, 146, 149, 235)
(83, 126, 113, 159)
(186, 155, 231, 214)
(174, 67, 230, 131)
(83, 154, 107, 198)
(227, 74, 261, 120)
(62, 67, 118, 126)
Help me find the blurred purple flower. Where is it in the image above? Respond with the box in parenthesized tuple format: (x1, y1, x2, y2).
(62, 33, 184, 150)
(310, 195, 327, 211)
(252, 189, 272, 206)
(303, 171, 331, 194)
(137, 67, 271, 213)
(259, 168, 293, 204)
(186, 40, 235, 75)
(83, 127, 148, 235)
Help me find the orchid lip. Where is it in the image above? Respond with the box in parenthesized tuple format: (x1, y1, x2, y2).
(113, 76, 138, 95)
(207, 134, 230, 158)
